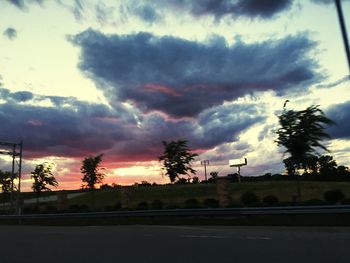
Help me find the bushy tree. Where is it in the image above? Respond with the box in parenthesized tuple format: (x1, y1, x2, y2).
(0, 170, 14, 193)
(323, 189, 345, 204)
(159, 140, 198, 183)
(276, 105, 335, 174)
(0, 171, 16, 205)
(31, 163, 58, 205)
(192, 176, 200, 184)
(81, 154, 105, 189)
(31, 163, 58, 192)
(318, 155, 337, 178)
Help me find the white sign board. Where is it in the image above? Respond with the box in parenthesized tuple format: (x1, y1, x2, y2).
(229, 158, 247, 167)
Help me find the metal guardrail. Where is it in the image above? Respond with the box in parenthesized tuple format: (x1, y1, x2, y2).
(1, 205, 350, 220)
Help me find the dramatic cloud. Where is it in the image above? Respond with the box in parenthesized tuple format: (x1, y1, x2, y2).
(0, 88, 135, 159)
(71, 30, 320, 118)
(3, 27, 17, 40)
(0, 87, 264, 163)
(185, 0, 293, 19)
(126, 0, 293, 22)
(327, 101, 350, 139)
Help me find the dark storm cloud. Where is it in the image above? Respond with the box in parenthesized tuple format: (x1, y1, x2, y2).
(133, 102, 265, 158)
(187, 0, 293, 19)
(71, 30, 320, 118)
(0, 87, 264, 162)
(193, 103, 265, 148)
(126, 0, 293, 21)
(3, 27, 17, 40)
(327, 101, 350, 139)
(0, 88, 135, 159)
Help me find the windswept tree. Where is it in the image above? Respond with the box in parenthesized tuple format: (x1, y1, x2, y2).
(31, 163, 58, 204)
(159, 140, 198, 183)
(276, 105, 335, 175)
(81, 154, 105, 189)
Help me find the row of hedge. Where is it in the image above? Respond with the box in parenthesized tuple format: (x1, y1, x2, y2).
(1, 189, 348, 215)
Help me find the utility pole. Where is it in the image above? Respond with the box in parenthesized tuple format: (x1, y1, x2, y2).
(201, 160, 209, 182)
(335, 0, 350, 72)
(17, 141, 23, 215)
(0, 141, 23, 214)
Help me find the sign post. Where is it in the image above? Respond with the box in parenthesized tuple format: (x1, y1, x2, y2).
(229, 158, 247, 183)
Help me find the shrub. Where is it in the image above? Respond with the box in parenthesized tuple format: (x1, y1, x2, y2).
(44, 205, 57, 213)
(151, 199, 163, 210)
(185, 198, 200, 208)
(303, 198, 327, 205)
(203, 198, 219, 208)
(104, 203, 122, 211)
(137, 202, 149, 210)
(165, 204, 180, 209)
(23, 205, 39, 214)
(192, 176, 200, 184)
(323, 189, 346, 204)
(69, 204, 89, 212)
(263, 195, 279, 205)
(341, 198, 350, 205)
(240, 192, 259, 205)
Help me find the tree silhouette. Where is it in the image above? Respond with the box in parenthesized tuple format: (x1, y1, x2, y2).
(31, 163, 58, 204)
(0, 170, 15, 207)
(0, 170, 14, 193)
(81, 154, 105, 189)
(276, 105, 335, 173)
(318, 155, 337, 179)
(159, 140, 198, 182)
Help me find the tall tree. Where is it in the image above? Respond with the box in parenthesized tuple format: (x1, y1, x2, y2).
(81, 154, 105, 189)
(0, 170, 14, 193)
(31, 163, 58, 204)
(276, 105, 335, 173)
(159, 140, 198, 182)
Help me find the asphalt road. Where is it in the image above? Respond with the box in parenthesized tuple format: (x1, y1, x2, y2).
(0, 225, 349, 263)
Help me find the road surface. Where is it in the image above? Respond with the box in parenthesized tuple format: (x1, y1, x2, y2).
(0, 225, 349, 262)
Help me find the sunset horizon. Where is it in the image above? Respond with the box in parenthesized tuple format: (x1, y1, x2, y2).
(1, 0, 350, 191)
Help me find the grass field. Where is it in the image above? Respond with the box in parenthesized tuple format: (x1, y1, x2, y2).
(64, 180, 350, 210)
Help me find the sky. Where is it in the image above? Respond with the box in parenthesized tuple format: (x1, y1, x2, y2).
(1, 0, 350, 191)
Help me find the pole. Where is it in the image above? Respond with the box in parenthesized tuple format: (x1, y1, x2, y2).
(17, 141, 23, 215)
(10, 144, 15, 212)
(201, 160, 209, 182)
(335, 0, 350, 72)
(237, 166, 241, 183)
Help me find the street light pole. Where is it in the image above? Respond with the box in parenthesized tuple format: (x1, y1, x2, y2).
(335, 0, 350, 72)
